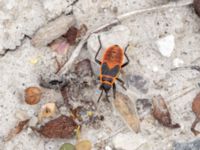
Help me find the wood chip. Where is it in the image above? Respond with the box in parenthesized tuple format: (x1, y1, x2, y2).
(113, 92, 140, 133)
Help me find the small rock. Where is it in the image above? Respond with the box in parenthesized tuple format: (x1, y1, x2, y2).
(156, 35, 175, 57)
(28, 116, 38, 127)
(32, 15, 75, 47)
(152, 66, 159, 72)
(174, 138, 200, 150)
(112, 132, 146, 150)
(15, 110, 29, 121)
(136, 99, 152, 119)
(173, 58, 184, 67)
(126, 74, 148, 94)
(105, 146, 112, 150)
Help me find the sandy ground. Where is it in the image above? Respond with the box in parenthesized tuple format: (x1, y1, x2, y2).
(1, 0, 200, 150)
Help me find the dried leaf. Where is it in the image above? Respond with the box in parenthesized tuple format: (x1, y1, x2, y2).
(191, 92, 200, 135)
(75, 140, 92, 150)
(63, 26, 78, 45)
(36, 115, 78, 138)
(4, 119, 29, 141)
(38, 103, 56, 122)
(25, 87, 42, 105)
(194, 0, 200, 17)
(152, 95, 180, 128)
(114, 92, 140, 133)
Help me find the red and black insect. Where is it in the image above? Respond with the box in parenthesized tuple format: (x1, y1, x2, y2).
(95, 36, 130, 102)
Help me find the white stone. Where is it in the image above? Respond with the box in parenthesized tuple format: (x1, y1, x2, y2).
(112, 132, 146, 150)
(105, 146, 112, 150)
(152, 66, 159, 72)
(156, 35, 175, 57)
(173, 58, 184, 67)
(28, 116, 38, 127)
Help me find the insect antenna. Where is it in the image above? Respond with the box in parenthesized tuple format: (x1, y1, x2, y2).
(97, 90, 103, 103)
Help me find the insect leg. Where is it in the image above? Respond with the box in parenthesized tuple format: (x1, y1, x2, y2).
(113, 83, 116, 99)
(121, 44, 130, 68)
(95, 36, 102, 65)
(97, 90, 103, 103)
(116, 78, 126, 90)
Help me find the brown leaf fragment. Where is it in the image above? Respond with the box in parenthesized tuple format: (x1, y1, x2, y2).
(36, 115, 78, 138)
(114, 92, 140, 133)
(191, 92, 200, 135)
(4, 119, 29, 142)
(63, 26, 78, 45)
(194, 0, 200, 17)
(152, 95, 180, 128)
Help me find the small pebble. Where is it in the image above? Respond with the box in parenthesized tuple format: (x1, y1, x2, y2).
(28, 116, 38, 127)
(173, 58, 184, 67)
(156, 35, 175, 57)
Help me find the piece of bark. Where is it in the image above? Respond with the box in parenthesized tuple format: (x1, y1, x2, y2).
(113, 92, 140, 133)
(32, 15, 75, 47)
(36, 115, 77, 138)
(4, 119, 29, 142)
(191, 92, 200, 135)
(152, 95, 180, 128)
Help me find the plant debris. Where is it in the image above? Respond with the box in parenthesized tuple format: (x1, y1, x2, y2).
(194, 0, 200, 17)
(152, 95, 180, 128)
(24, 87, 42, 105)
(113, 92, 140, 133)
(4, 119, 29, 142)
(35, 115, 78, 138)
(191, 92, 200, 135)
(59, 143, 75, 150)
(75, 140, 92, 150)
(38, 103, 57, 122)
(63, 26, 78, 45)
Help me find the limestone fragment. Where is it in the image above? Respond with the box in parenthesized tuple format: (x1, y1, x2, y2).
(156, 35, 175, 57)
